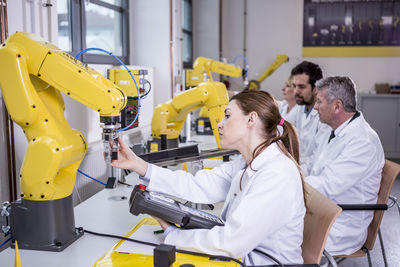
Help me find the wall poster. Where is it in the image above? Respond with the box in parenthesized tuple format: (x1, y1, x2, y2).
(303, 0, 400, 57)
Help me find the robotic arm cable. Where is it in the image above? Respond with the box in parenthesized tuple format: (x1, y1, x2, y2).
(74, 47, 141, 132)
(232, 55, 249, 80)
(74, 47, 143, 185)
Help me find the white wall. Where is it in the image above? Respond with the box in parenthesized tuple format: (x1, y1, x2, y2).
(130, 0, 173, 105)
(7, 0, 57, 43)
(221, 0, 400, 100)
(193, 0, 219, 61)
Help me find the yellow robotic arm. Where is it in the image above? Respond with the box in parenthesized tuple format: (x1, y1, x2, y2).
(185, 56, 244, 88)
(0, 32, 127, 251)
(150, 80, 228, 150)
(247, 54, 289, 90)
(183, 57, 245, 139)
(150, 57, 241, 151)
(192, 56, 244, 79)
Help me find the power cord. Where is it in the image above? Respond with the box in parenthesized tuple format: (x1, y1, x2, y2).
(78, 227, 245, 266)
(78, 227, 285, 267)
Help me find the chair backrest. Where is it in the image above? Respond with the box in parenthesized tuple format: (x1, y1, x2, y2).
(364, 159, 400, 250)
(302, 183, 342, 264)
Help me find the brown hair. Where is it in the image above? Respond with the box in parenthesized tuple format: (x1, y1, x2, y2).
(231, 90, 304, 192)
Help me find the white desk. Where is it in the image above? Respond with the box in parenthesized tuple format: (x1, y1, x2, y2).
(0, 136, 228, 267)
(0, 175, 146, 267)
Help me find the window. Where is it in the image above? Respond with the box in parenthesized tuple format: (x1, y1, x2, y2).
(182, 0, 193, 68)
(57, 0, 129, 64)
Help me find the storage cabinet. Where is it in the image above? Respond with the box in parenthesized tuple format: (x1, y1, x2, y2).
(359, 94, 400, 158)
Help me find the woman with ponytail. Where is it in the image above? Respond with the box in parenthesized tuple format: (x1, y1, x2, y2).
(111, 90, 306, 265)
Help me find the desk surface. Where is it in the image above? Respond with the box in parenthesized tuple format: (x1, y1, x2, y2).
(0, 136, 226, 267)
(0, 175, 146, 267)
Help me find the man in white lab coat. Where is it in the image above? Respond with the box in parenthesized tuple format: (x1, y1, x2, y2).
(306, 76, 385, 255)
(286, 61, 330, 174)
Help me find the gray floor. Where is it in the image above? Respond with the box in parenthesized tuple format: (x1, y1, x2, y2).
(338, 167, 400, 267)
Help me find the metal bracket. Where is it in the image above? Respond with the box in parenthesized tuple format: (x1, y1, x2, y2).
(0, 201, 11, 235)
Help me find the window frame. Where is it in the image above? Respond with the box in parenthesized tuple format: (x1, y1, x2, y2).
(182, 0, 193, 69)
(65, 0, 129, 65)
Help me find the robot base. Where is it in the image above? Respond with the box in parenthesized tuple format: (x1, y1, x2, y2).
(10, 195, 83, 252)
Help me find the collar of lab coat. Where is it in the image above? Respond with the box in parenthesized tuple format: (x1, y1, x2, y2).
(335, 112, 365, 138)
(244, 142, 282, 177)
(303, 105, 318, 118)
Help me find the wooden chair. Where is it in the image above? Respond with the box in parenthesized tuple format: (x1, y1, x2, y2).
(302, 183, 342, 265)
(334, 159, 400, 267)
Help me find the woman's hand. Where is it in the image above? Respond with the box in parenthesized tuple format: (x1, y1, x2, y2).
(110, 137, 148, 176)
(153, 217, 172, 231)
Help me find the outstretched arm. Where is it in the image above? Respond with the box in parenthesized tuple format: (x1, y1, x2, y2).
(110, 138, 148, 177)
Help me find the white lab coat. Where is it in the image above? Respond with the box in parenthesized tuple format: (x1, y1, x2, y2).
(277, 100, 299, 119)
(146, 143, 305, 265)
(285, 106, 330, 174)
(306, 112, 384, 255)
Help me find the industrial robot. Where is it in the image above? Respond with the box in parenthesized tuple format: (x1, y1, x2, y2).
(148, 57, 245, 151)
(246, 54, 289, 90)
(0, 32, 140, 251)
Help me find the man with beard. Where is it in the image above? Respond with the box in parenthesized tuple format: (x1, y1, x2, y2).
(286, 61, 330, 174)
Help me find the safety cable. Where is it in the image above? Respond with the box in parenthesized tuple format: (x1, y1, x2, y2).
(78, 227, 285, 267)
(74, 47, 141, 132)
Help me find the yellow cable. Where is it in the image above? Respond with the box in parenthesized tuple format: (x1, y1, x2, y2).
(15, 240, 22, 267)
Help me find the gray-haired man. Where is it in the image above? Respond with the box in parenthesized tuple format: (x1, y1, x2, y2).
(306, 76, 385, 255)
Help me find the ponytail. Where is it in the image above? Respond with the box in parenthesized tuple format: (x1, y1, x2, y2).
(250, 118, 300, 169)
(231, 90, 305, 200)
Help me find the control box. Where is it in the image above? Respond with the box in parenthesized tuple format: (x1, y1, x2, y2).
(108, 68, 150, 130)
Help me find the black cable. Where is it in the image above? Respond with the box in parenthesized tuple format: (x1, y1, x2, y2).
(140, 79, 151, 98)
(117, 180, 133, 186)
(79, 227, 285, 267)
(253, 249, 285, 267)
(79, 228, 156, 246)
(128, 79, 151, 100)
(175, 248, 246, 267)
(78, 227, 246, 266)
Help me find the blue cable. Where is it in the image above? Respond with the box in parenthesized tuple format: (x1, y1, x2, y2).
(0, 236, 12, 249)
(78, 169, 106, 186)
(232, 55, 249, 78)
(74, 48, 141, 132)
(75, 48, 141, 187)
